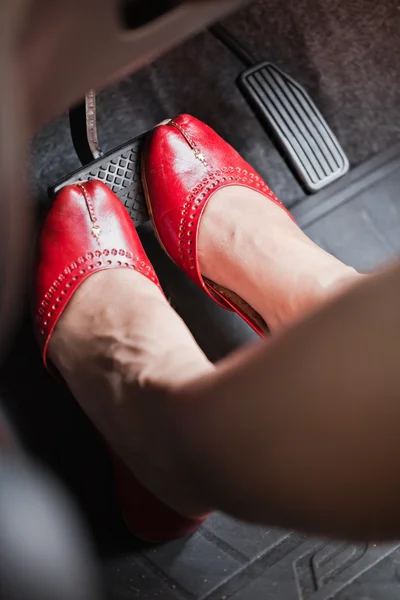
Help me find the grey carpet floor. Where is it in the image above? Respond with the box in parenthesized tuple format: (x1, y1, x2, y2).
(31, 0, 400, 209)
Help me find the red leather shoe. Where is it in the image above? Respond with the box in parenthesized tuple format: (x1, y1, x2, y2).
(33, 179, 206, 542)
(142, 114, 296, 336)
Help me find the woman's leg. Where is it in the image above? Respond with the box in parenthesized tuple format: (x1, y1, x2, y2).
(49, 187, 400, 542)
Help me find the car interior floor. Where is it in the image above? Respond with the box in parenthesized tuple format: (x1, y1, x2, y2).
(6, 0, 400, 598)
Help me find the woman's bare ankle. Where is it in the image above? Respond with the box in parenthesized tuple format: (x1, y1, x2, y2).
(198, 186, 362, 331)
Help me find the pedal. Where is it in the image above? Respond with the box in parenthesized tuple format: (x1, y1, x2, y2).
(48, 134, 149, 227)
(237, 62, 349, 192)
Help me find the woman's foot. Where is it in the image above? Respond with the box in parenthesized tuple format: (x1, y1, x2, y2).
(198, 186, 359, 332)
(143, 114, 360, 334)
(34, 180, 212, 541)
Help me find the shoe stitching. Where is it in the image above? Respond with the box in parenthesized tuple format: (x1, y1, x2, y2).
(168, 120, 208, 167)
(76, 182, 102, 240)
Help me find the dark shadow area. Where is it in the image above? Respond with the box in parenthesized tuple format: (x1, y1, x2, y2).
(119, 0, 182, 31)
(0, 310, 137, 557)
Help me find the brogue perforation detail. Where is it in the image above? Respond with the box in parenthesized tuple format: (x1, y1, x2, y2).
(179, 165, 282, 268)
(37, 250, 158, 335)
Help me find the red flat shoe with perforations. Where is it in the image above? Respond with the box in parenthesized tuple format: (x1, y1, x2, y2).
(33, 179, 206, 542)
(142, 114, 295, 336)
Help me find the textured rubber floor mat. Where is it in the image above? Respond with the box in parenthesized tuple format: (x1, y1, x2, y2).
(49, 134, 149, 227)
(238, 62, 350, 193)
(104, 515, 400, 600)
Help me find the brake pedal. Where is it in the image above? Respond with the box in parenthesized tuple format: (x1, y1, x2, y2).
(49, 134, 149, 227)
(211, 25, 349, 193)
(49, 91, 149, 227)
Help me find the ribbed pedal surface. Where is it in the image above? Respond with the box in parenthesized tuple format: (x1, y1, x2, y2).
(49, 134, 149, 227)
(239, 62, 349, 192)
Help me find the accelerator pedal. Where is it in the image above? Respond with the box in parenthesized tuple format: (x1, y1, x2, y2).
(211, 25, 350, 193)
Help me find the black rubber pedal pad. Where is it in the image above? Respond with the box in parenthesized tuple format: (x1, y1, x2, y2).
(238, 62, 350, 192)
(49, 134, 149, 227)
